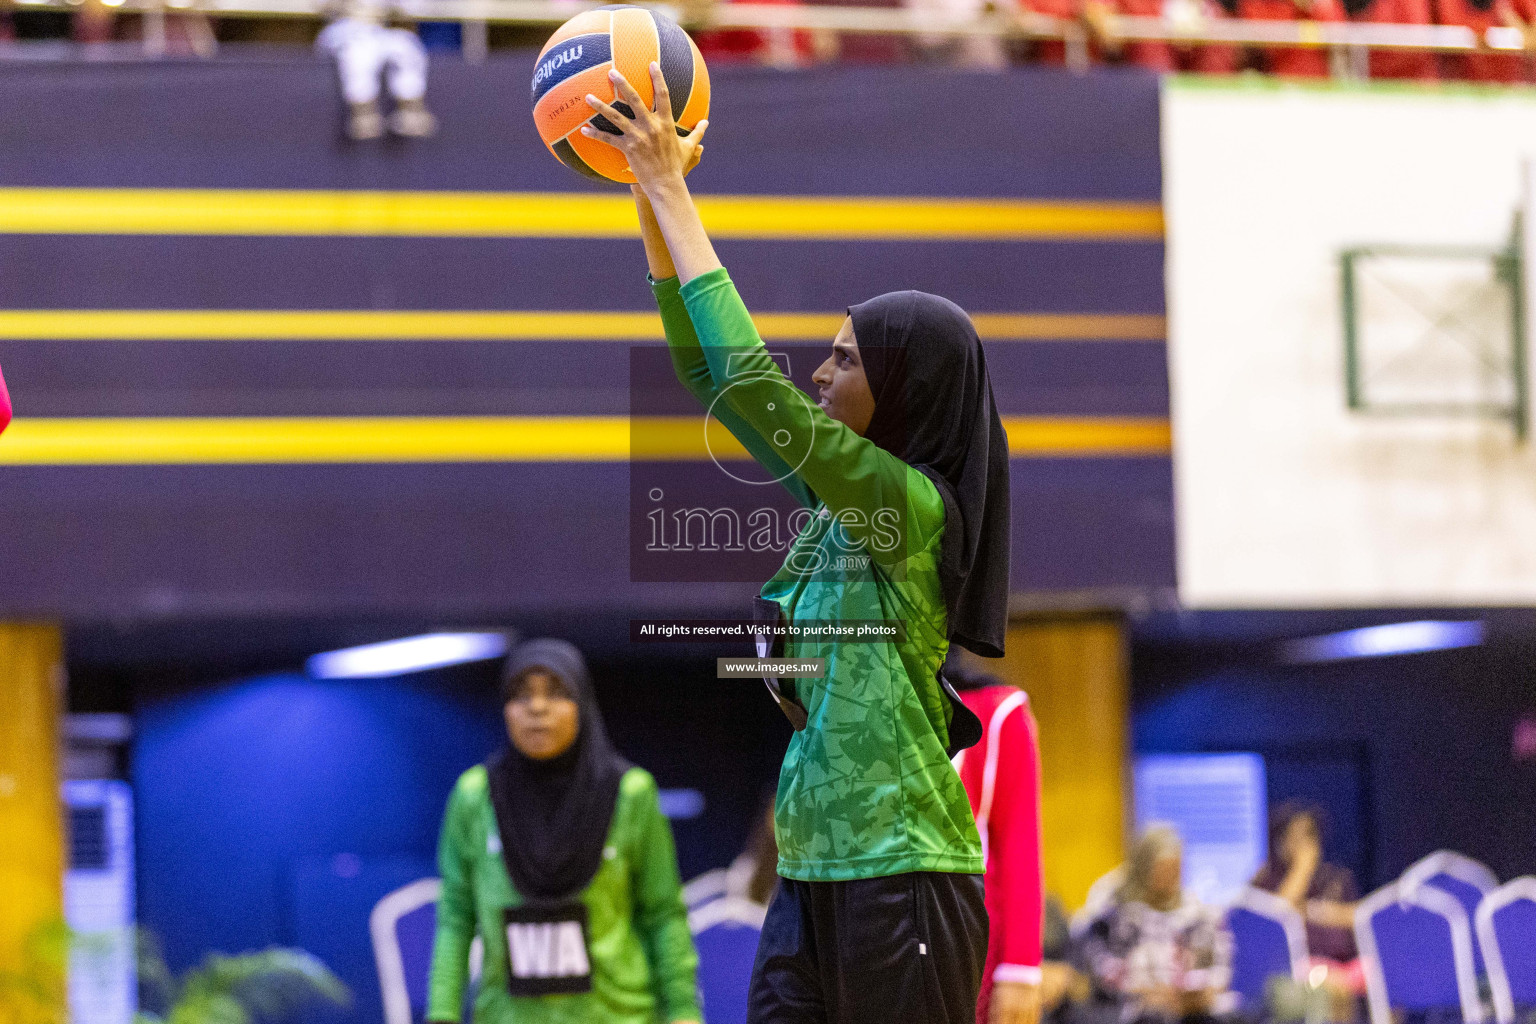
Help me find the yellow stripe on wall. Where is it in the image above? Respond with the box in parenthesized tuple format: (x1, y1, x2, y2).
(0, 309, 1167, 342)
(0, 188, 1165, 241)
(1006, 416, 1172, 454)
(0, 415, 1171, 465)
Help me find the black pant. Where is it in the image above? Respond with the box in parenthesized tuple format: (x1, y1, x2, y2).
(747, 872, 989, 1024)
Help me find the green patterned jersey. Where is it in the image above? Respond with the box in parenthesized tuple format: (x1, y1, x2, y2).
(655, 268, 983, 882)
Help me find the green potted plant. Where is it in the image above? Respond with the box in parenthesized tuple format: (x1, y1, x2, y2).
(135, 933, 350, 1024)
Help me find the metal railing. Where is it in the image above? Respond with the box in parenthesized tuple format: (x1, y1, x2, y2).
(4, 0, 1530, 61)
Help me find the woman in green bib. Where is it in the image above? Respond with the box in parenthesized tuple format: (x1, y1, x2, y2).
(426, 639, 701, 1024)
(581, 63, 1013, 1024)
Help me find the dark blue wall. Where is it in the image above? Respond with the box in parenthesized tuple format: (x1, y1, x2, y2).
(131, 653, 788, 1022)
(132, 670, 502, 1005)
(0, 57, 1173, 621)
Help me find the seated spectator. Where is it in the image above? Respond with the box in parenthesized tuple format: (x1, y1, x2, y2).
(1434, 0, 1531, 82)
(1235, 0, 1345, 77)
(1075, 865, 1128, 936)
(1101, 0, 1239, 73)
(317, 0, 436, 141)
(1250, 802, 1363, 1017)
(1346, 0, 1437, 79)
(1080, 826, 1233, 1024)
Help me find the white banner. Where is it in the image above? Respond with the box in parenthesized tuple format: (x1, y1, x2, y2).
(1164, 80, 1536, 607)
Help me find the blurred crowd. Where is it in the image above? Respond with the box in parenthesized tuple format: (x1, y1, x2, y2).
(702, 0, 1536, 83)
(1035, 803, 1363, 1024)
(937, 0, 1534, 81)
(3, 0, 1536, 84)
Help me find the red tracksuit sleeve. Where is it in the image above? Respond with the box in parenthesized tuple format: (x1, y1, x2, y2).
(0, 363, 11, 435)
(991, 702, 1045, 980)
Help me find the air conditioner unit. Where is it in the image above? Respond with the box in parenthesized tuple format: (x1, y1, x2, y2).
(64, 780, 136, 1024)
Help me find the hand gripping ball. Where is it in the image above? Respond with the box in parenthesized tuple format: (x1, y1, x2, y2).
(531, 5, 711, 183)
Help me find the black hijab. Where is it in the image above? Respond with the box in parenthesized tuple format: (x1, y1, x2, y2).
(485, 638, 633, 904)
(942, 650, 1006, 692)
(848, 291, 1012, 658)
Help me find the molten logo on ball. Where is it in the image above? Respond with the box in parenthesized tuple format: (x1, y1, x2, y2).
(533, 45, 584, 90)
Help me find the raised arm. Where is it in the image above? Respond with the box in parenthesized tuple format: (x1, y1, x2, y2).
(590, 84, 718, 287)
(593, 67, 941, 560)
(635, 185, 713, 408)
(636, 188, 816, 509)
(634, 184, 678, 281)
(677, 272, 937, 563)
(1275, 836, 1320, 909)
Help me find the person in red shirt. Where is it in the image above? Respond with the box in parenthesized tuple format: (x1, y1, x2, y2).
(1236, 0, 1345, 77)
(1435, 0, 1530, 82)
(0, 363, 11, 436)
(950, 663, 1045, 1024)
(1348, 0, 1437, 79)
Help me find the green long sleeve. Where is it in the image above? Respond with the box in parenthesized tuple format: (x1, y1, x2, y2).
(427, 783, 477, 1022)
(629, 782, 701, 1023)
(678, 267, 942, 565)
(650, 273, 817, 511)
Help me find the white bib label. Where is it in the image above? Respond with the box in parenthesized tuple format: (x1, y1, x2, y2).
(507, 921, 590, 978)
(501, 903, 593, 995)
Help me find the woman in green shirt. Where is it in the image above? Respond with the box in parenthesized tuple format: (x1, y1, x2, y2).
(580, 63, 1013, 1024)
(426, 638, 701, 1024)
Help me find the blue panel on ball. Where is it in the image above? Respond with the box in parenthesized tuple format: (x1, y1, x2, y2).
(652, 12, 694, 121)
(530, 33, 613, 104)
(591, 100, 635, 136)
(551, 137, 609, 181)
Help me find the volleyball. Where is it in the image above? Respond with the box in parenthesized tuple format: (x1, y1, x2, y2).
(530, 5, 711, 184)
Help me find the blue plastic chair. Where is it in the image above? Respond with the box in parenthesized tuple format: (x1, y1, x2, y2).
(1356, 882, 1484, 1024)
(1477, 877, 1536, 1024)
(370, 878, 482, 1024)
(689, 896, 765, 1024)
(1226, 887, 1307, 1016)
(1400, 851, 1498, 973)
(683, 868, 731, 910)
(371, 878, 441, 1024)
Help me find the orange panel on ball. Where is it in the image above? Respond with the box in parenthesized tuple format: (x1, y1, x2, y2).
(567, 125, 636, 183)
(676, 36, 711, 130)
(532, 62, 615, 145)
(609, 7, 659, 110)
